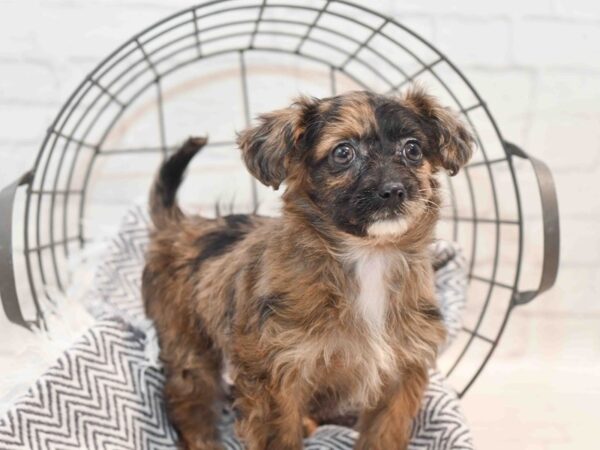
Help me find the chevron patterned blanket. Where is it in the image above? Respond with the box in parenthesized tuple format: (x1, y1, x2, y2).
(0, 206, 474, 449)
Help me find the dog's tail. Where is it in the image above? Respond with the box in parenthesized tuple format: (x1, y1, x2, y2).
(149, 136, 207, 229)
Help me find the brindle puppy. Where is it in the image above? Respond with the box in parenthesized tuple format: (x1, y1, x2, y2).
(142, 88, 474, 450)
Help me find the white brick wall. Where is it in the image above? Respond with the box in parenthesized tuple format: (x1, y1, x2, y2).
(1, 0, 596, 265)
(0, 1, 598, 448)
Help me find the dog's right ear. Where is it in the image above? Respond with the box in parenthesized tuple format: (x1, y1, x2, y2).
(237, 97, 314, 190)
(402, 86, 475, 176)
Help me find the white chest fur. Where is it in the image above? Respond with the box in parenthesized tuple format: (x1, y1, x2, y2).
(339, 247, 399, 406)
(353, 250, 390, 333)
(267, 248, 400, 409)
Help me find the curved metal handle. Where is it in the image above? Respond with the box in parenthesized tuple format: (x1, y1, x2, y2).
(504, 141, 560, 306)
(0, 170, 34, 329)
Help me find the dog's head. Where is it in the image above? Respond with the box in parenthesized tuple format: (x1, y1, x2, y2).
(237, 88, 474, 238)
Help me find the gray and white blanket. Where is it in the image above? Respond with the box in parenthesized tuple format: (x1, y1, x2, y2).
(0, 205, 474, 449)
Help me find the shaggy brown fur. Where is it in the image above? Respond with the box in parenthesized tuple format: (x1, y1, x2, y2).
(142, 88, 474, 450)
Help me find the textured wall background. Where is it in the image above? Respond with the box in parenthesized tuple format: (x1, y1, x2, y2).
(1, 1, 598, 449)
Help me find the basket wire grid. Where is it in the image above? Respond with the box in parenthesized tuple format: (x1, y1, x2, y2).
(0, 0, 559, 397)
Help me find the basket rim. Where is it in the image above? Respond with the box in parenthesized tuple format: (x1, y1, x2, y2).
(19, 0, 525, 397)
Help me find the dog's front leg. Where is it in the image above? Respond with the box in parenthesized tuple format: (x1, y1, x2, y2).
(234, 373, 305, 450)
(355, 364, 428, 450)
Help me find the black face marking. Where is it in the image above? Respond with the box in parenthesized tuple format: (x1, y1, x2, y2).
(374, 100, 430, 144)
(301, 97, 343, 153)
(299, 93, 438, 236)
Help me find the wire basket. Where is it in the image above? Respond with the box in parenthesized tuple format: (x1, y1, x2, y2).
(0, 0, 559, 397)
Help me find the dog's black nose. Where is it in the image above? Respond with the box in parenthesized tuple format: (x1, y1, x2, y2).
(378, 182, 406, 202)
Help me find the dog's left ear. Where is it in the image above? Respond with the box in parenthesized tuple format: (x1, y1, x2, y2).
(403, 87, 475, 175)
(237, 97, 315, 190)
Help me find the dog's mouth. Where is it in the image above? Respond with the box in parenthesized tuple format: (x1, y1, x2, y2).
(366, 216, 410, 237)
(373, 207, 403, 220)
(331, 192, 423, 238)
(365, 207, 409, 237)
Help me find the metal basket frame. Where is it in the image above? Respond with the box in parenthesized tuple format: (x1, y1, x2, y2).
(0, 0, 559, 397)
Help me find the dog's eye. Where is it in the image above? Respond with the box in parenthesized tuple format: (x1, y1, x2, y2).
(403, 141, 422, 163)
(331, 143, 355, 165)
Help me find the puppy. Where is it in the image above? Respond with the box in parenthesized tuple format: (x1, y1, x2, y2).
(142, 88, 474, 450)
